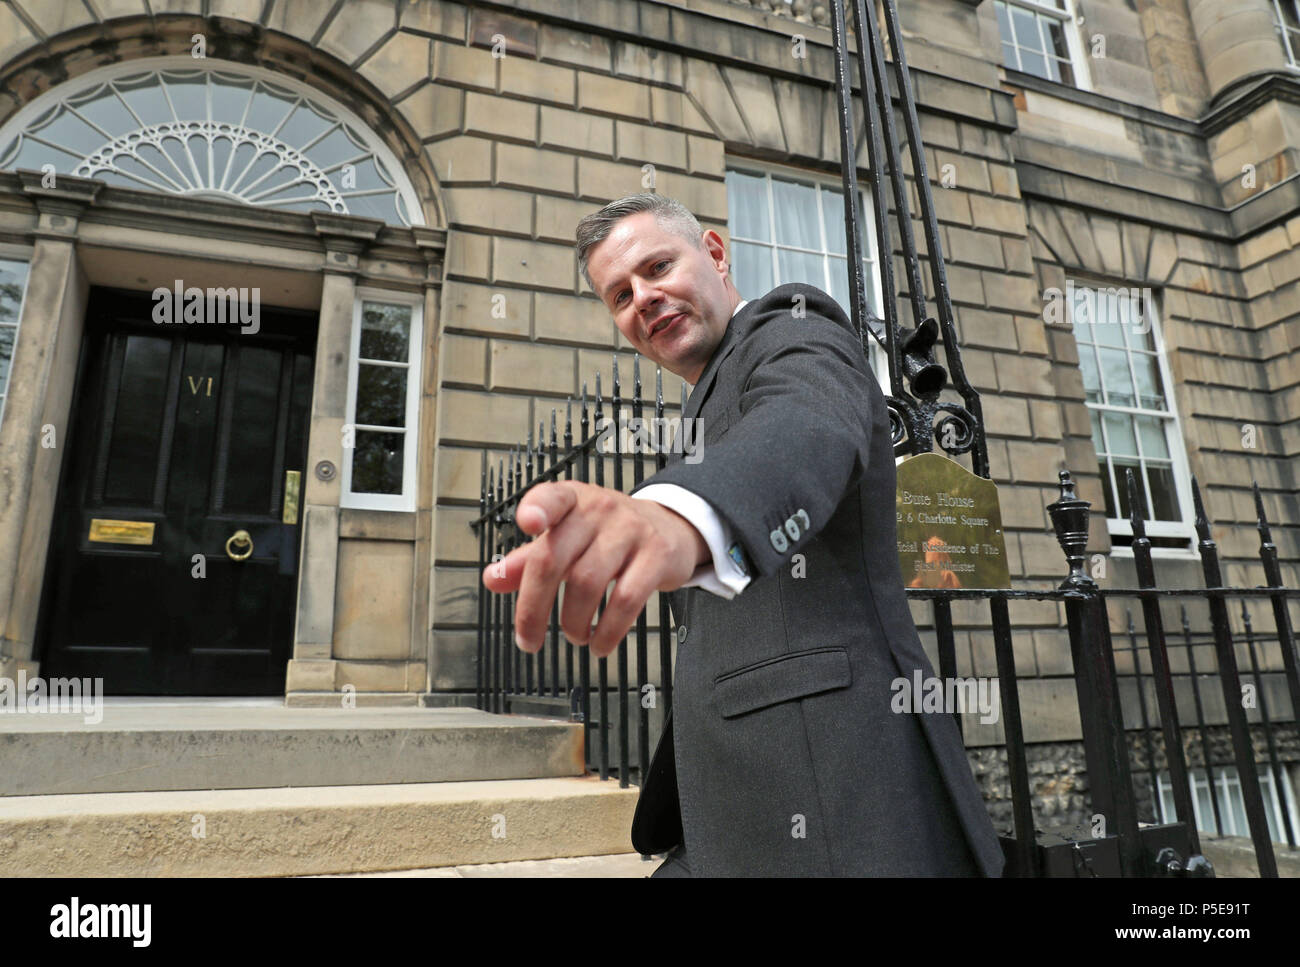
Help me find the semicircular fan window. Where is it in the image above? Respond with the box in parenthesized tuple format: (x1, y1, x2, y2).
(0, 64, 416, 225)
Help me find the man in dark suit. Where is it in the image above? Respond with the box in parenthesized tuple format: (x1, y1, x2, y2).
(482, 193, 1004, 877)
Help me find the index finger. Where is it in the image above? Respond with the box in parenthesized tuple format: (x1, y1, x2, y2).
(516, 480, 579, 536)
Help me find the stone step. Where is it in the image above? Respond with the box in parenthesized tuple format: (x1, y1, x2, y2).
(0, 776, 641, 877)
(505, 691, 667, 778)
(0, 702, 584, 796)
(299, 851, 656, 877)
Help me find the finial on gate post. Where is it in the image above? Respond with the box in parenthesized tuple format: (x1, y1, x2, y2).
(1047, 469, 1095, 591)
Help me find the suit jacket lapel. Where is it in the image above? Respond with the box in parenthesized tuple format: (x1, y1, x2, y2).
(682, 299, 759, 425)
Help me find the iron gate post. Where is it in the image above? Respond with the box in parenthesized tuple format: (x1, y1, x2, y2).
(1050, 470, 1144, 875)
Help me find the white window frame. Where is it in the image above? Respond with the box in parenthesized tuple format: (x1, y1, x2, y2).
(0, 246, 33, 433)
(724, 159, 891, 397)
(994, 0, 1093, 92)
(1067, 282, 1197, 558)
(1154, 764, 1299, 843)
(1272, 0, 1300, 69)
(340, 288, 424, 512)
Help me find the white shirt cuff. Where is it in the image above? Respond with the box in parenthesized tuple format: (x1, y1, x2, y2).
(631, 483, 752, 600)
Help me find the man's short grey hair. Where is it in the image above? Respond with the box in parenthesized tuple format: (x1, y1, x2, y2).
(575, 193, 704, 295)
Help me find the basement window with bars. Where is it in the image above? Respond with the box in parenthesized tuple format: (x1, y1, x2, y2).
(994, 0, 1088, 89)
(341, 290, 423, 512)
(1274, 0, 1300, 69)
(1066, 283, 1195, 553)
(725, 162, 889, 390)
(1154, 765, 1299, 843)
(0, 256, 30, 432)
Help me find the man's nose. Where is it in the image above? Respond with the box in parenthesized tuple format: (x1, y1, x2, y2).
(631, 275, 665, 308)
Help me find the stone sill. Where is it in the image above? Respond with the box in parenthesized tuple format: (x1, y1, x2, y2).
(1001, 67, 1201, 136)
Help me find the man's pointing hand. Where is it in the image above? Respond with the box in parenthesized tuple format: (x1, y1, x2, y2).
(481, 480, 710, 658)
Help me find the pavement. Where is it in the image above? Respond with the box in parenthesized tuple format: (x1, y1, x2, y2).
(298, 852, 663, 877)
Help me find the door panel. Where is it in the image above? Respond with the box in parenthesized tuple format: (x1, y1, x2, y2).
(39, 287, 316, 695)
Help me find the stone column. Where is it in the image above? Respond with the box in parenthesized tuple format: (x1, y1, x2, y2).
(412, 226, 444, 698)
(0, 171, 98, 681)
(284, 213, 382, 700)
(1188, 0, 1288, 102)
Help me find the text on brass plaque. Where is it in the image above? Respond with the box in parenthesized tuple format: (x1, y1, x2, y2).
(896, 453, 1011, 591)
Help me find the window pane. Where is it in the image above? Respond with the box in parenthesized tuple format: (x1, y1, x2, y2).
(823, 190, 871, 260)
(0, 259, 28, 325)
(209, 74, 256, 126)
(1018, 48, 1050, 78)
(1070, 299, 1094, 344)
(360, 301, 410, 362)
(826, 255, 855, 314)
(1132, 356, 1166, 410)
(1011, 7, 1041, 50)
(1283, 1, 1300, 30)
(1135, 415, 1170, 459)
(1147, 464, 1181, 521)
(1103, 411, 1138, 457)
(1001, 42, 1019, 70)
(352, 430, 404, 494)
(995, 2, 1014, 44)
(162, 71, 207, 117)
(356, 363, 406, 427)
(0, 327, 13, 397)
(1089, 409, 1106, 455)
(68, 82, 140, 138)
(726, 168, 770, 241)
(1078, 346, 1102, 402)
(772, 177, 821, 249)
(1091, 292, 1129, 347)
(1044, 52, 1062, 84)
(1098, 347, 1136, 406)
(37, 109, 105, 157)
(822, 189, 848, 255)
(1098, 460, 1117, 517)
(730, 240, 773, 299)
(1047, 21, 1072, 60)
(1113, 459, 1139, 519)
(1055, 58, 1076, 87)
(115, 73, 173, 126)
(777, 247, 826, 289)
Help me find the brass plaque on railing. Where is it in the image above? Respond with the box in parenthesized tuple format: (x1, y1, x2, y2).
(896, 453, 1010, 590)
(88, 518, 156, 545)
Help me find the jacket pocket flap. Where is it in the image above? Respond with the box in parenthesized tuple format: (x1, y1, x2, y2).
(713, 647, 852, 719)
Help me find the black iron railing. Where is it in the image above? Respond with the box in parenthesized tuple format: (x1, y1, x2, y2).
(471, 427, 1300, 877)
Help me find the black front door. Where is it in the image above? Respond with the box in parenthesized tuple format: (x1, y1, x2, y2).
(38, 287, 316, 695)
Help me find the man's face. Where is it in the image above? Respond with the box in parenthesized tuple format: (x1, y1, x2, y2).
(586, 211, 735, 384)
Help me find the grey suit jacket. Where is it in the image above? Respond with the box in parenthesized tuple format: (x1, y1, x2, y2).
(628, 282, 1005, 876)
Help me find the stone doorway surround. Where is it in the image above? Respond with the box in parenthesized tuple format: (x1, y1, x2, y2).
(0, 170, 445, 705)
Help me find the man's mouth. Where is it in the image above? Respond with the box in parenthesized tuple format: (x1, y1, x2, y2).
(650, 313, 683, 339)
